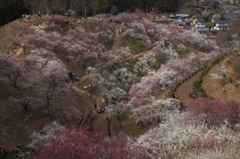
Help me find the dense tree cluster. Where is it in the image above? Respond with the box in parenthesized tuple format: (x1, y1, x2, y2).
(1, 10, 239, 158)
(0, 54, 81, 120)
(0, 0, 179, 26)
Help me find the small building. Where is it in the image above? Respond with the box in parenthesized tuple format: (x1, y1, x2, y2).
(224, 12, 238, 19)
(224, 10, 240, 20)
(169, 13, 176, 19)
(173, 18, 186, 29)
(212, 0, 223, 3)
(192, 16, 206, 30)
(175, 14, 188, 19)
(214, 20, 232, 30)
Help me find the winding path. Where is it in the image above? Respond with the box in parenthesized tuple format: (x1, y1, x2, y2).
(174, 52, 233, 106)
(175, 72, 202, 105)
(112, 27, 121, 51)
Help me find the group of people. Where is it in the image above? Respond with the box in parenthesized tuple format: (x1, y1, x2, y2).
(95, 104, 107, 113)
(20, 12, 42, 21)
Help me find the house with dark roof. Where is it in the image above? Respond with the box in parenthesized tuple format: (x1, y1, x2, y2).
(192, 16, 206, 30)
(223, 10, 240, 20)
(214, 20, 232, 30)
(212, 0, 223, 3)
(224, 12, 238, 19)
(173, 18, 186, 29)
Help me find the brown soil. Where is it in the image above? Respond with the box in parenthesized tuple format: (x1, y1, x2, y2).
(202, 56, 240, 102)
(175, 72, 202, 105)
(0, 19, 29, 53)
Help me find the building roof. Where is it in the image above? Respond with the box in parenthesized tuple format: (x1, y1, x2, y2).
(216, 20, 231, 24)
(224, 12, 238, 19)
(169, 13, 176, 18)
(196, 16, 206, 24)
(175, 14, 188, 18)
(233, 10, 240, 14)
(196, 28, 209, 33)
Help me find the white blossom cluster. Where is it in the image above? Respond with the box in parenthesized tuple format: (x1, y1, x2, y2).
(28, 121, 65, 149)
(136, 112, 240, 158)
(134, 51, 156, 74)
(130, 98, 180, 126)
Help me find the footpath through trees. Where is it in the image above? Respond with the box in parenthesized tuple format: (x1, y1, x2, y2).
(173, 51, 234, 107)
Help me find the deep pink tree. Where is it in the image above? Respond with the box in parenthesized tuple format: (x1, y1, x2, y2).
(186, 97, 240, 126)
(29, 122, 145, 159)
(50, 14, 66, 25)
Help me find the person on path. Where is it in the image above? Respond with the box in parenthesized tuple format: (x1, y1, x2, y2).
(94, 104, 97, 110)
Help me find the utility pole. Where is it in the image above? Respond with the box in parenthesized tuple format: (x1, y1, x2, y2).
(89, 84, 92, 100)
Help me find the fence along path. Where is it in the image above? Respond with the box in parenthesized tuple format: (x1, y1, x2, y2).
(172, 51, 240, 107)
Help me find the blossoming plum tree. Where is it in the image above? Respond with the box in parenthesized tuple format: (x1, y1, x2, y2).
(29, 121, 145, 159)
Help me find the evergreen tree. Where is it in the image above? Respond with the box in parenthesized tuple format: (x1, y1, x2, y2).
(0, 0, 29, 26)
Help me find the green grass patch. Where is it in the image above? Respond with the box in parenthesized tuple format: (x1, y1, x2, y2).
(191, 77, 209, 98)
(98, 34, 114, 50)
(120, 37, 147, 54)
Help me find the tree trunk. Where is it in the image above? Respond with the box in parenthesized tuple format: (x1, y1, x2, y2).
(24, 104, 28, 111)
(107, 119, 111, 138)
(13, 82, 17, 89)
(117, 116, 123, 129)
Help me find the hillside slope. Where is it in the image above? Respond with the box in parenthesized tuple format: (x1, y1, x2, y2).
(0, 19, 30, 53)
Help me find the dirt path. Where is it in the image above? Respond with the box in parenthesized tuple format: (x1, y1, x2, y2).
(112, 27, 120, 51)
(15, 47, 24, 56)
(175, 71, 202, 105)
(70, 82, 109, 132)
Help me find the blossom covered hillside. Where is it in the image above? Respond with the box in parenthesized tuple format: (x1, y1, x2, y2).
(0, 12, 239, 158)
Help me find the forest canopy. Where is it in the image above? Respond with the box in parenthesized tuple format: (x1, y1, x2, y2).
(0, 0, 178, 26)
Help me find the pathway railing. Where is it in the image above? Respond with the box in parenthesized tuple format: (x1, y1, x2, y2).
(171, 51, 234, 99)
(225, 75, 240, 88)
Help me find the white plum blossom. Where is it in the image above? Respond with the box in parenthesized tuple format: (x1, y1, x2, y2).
(162, 46, 179, 59)
(211, 65, 227, 80)
(130, 98, 180, 125)
(116, 47, 134, 61)
(130, 22, 147, 34)
(28, 121, 65, 149)
(136, 112, 240, 158)
(107, 87, 127, 101)
(134, 51, 156, 74)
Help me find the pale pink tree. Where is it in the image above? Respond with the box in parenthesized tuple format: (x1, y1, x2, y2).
(130, 104, 158, 126)
(115, 13, 141, 24)
(0, 54, 25, 89)
(34, 59, 70, 115)
(130, 98, 180, 126)
(10, 87, 38, 111)
(113, 67, 139, 90)
(107, 101, 132, 129)
(158, 69, 179, 97)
